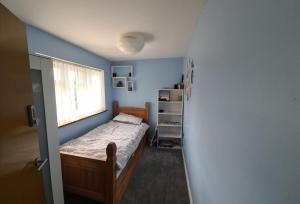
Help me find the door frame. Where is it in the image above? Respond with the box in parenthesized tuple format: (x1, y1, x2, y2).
(29, 54, 64, 204)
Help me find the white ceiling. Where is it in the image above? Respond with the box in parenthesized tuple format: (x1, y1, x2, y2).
(1, 0, 201, 61)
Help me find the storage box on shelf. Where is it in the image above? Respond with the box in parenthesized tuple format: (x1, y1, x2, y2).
(157, 89, 183, 149)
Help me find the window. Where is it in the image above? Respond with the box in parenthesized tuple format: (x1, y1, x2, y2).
(53, 59, 106, 126)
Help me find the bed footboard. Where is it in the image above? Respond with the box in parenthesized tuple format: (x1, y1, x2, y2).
(105, 142, 117, 204)
(60, 136, 146, 204)
(60, 143, 117, 204)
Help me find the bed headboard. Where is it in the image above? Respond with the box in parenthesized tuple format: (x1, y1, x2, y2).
(112, 101, 150, 124)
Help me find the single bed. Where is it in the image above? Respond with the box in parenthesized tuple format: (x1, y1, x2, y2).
(60, 101, 150, 204)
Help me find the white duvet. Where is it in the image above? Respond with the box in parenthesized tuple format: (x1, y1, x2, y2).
(60, 121, 149, 169)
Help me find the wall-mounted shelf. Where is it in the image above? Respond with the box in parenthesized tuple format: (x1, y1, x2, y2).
(111, 65, 134, 91)
(112, 77, 127, 88)
(112, 76, 128, 79)
(127, 81, 134, 91)
(111, 65, 133, 78)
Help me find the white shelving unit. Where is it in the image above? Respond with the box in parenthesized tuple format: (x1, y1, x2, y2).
(157, 89, 183, 149)
(111, 65, 134, 90)
(158, 112, 182, 116)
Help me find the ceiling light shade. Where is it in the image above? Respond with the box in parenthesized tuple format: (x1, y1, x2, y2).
(117, 33, 144, 55)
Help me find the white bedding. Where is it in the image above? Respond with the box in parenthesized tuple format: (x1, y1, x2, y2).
(59, 121, 149, 170)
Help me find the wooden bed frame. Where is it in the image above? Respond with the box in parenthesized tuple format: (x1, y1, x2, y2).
(60, 101, 150, 204)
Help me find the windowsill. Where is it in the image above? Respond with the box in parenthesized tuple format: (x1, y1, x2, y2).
(58, 109, 108, 128)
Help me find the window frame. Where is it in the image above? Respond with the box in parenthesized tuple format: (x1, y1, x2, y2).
(52, 58, 107, 127)
(58, 109, 108, 128)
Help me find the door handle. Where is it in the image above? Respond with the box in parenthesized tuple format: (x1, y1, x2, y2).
(35, 158, 48, 171)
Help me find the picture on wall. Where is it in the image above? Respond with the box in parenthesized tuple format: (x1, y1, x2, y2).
(185, 58, 194, 101)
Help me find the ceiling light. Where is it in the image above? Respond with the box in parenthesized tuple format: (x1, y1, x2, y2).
(117, 33, 145, 55)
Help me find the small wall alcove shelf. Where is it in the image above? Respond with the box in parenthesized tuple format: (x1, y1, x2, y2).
(111, 65, 134, 91)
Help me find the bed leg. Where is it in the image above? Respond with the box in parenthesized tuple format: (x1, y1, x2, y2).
(106, 142, 117, 204)
(113, 101, 119, 117)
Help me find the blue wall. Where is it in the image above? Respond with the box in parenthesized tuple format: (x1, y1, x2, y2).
(183, 0, 300, 204)
(26, 25, 113, 144)
(112, 58, 183, 135)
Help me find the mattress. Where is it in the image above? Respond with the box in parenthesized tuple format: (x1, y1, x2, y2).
(59, 121, 149, 171)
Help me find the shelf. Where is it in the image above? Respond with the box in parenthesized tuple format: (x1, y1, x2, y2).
(158, 145, 181, 150)
(158, 123, 181, 127)
(158, 101, 182, 104)
(113, 86, 126, 89)
(158, 133, 182, 139)
(158, 112, 182, 116)
(112, 76, 128, 89)
(112, 76, 131, 79)
(159, 89, 183, 91)
(111, 65, 134, 89)
(127, 81, 134, 91)
(157, 138, 182, 149)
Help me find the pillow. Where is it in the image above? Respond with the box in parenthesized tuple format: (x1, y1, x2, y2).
(113, 112, 143, 125)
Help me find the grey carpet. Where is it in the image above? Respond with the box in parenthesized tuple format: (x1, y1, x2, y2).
(65, 147, 190, 204)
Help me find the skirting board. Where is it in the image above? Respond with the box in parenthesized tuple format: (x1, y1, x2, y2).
(182, 149, 194, 204)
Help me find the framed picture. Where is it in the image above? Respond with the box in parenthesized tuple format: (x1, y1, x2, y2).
(185, 58, 194, 100)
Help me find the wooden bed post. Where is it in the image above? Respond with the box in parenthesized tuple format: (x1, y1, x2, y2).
(113, 101, 119, 117)
(106, 142, 117, 204)
(144, 102, 150, 124)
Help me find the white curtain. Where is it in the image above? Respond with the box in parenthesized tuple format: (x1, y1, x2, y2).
(53, 59, 106, 126)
